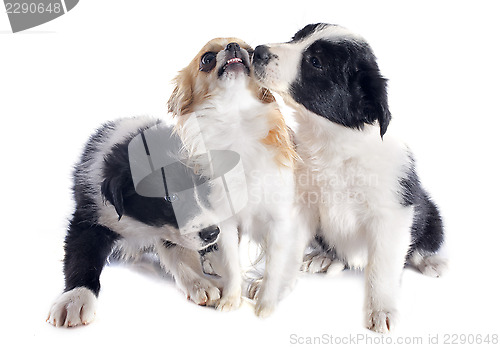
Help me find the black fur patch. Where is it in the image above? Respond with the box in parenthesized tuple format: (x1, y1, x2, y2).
(399, 152, 445, 256)
(100, 132, 180, 228)
(290, 39, 391, 137)
(314, 235, 334, 253)
(198, 242, 218, 256)
(291, 23, 329, 42)
(72, 121, 116, 224)
(64, 215, 120, 295)
(162, 239, 176, 248)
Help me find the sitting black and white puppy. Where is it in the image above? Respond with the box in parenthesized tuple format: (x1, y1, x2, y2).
(47, 116, 223, 327)
(253, 23, 447, 333)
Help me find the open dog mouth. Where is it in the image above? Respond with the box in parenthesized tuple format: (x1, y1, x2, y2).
(222, 57, 247, 70)
(225, 57, 243, 66)
(219, 56, 250, 77)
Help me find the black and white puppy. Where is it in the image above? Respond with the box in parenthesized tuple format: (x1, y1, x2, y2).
(253, 23, 447, 333)
(47, 116, 222, 327)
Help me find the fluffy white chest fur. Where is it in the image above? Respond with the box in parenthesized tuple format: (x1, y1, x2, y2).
(176, 79, 295, 241)
(295, 110, 413, 269)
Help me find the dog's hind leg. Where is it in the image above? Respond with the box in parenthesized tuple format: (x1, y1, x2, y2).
(47, 220, 119, 327)
(301, 236, 345, 275)
(407, 192, 448, 278)
(408, 250, 448, 278)
(301, 251, 346, 275)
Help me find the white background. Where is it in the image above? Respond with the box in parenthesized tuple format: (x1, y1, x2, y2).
(1, 0, 499, 346)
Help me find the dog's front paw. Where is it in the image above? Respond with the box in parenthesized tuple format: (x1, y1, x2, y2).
(255, 299, 275, 318)
(47, 287, 97, 328)
(366, 309, 397, 334)
(179, 276, 221, 307)
(248, 279, 276, 318)
(216, 289, 242, 312)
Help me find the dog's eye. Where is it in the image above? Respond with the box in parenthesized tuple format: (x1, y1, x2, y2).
(165, 194, 179, 203)
(200, 52, 217, 72)
(309, 56, 322, 69)
(202, 53, 215, 65)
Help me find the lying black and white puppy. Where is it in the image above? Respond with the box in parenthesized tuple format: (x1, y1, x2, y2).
(253, 23, 447, 333)
(47, 116, 223, 327)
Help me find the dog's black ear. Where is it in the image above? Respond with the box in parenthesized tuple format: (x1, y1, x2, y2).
(101, 176, 124, 220)
(352, 61, 392, 138)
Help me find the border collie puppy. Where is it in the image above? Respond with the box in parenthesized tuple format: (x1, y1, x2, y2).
(168, 38, 302, 317)
(253, 23, 447, 332)
(47, 116, 223, 327)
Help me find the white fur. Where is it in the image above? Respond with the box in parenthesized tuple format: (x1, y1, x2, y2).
(259, 25, 363, 95)
(254, 24, 435, 332)
(48, 116, 226, 328)
(409, 250, 448, 277)
(47, 287, 97, 327)
(175, 73, 301, 317)
(156, 243, 222, 306)
(292, 112, 415, 331)
(295, 108, 415, 333)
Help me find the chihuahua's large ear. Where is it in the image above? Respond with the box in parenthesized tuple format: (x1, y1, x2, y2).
(354, 61, 392, 138)
(168, 69, 194, 117)
(101, 176, 125, 220)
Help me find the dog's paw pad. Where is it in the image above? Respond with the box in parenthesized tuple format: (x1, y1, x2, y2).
(47, 287, 97, 328)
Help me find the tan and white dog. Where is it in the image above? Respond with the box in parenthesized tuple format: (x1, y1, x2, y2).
(168, 38, 304, 317)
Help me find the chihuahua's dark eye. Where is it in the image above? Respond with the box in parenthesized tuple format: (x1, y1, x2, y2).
(200, 52, 217, 72)
(202, 53, 215, 65)
(309, 56, 322, 69)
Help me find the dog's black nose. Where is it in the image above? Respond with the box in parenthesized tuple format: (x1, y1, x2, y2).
(226, 42, 240, 52)
(199, 226, 220, 244)
(254, 45, 271, 64)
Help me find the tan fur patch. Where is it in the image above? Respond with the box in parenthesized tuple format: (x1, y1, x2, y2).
(261, 107, 298, 168)
(168, 37, 297, 168)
